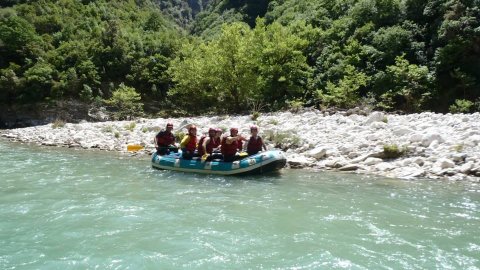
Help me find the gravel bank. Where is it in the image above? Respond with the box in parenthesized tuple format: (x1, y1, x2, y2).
(2, 110, 480, 181)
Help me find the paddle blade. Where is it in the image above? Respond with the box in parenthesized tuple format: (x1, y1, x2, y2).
(127, 144, 144, 151)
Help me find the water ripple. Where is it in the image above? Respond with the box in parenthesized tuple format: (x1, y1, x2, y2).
(1, 140, 479, 269)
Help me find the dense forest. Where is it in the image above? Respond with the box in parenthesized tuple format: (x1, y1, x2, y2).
(1, 0, 479, 118)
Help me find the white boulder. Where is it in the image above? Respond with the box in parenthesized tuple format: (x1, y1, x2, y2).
(365, 112, 385, 124)
(421, 133, 445, 147)
(307, 147, 327, 159)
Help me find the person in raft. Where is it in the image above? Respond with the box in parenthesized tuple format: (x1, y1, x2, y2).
(200, 127, 223, 161)
(154, 122, 178, 155)
(197, 127, 216, 157)
(180, 125, 198, 160)
(221, 127, 247, 162)
(245, 125, 266, 156)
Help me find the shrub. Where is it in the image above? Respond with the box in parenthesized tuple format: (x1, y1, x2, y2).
(251, 111, 260, 121)
(52, 118, 65, 129)
(452, 144, 464, 152)
(449, 99, 473, 113)
(317, 65, 369, 108)
(102, 125, 114, 133)
(382, 144, 406, 159)
(124, 122, 136, 131)
(106, 83, 143, 120)
(268, 119, 279, 125)
(79, 84, 93, 102)
(378, 55, 432, 112)
(114, 132, 120, 138)
(174, 130, 185, 142)
(265, 130, 302, 150)
(287, 99, 304, 113)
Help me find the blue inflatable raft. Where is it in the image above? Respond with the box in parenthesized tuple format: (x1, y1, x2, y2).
(151, 150, 287, 176)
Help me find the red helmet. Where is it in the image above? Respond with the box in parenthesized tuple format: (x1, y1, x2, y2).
(208, 127, 215, 133)
(166, 123, 173, 128)
(250, 125, 258, 131)
(215, 128, 222, 133)
(230, 127, 238, 133)
(188, 125, 197, 131)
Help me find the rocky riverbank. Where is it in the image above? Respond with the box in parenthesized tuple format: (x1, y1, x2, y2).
(2, 110, 480, 181)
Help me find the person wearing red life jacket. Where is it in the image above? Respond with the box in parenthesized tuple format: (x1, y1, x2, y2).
(180, 125, 198, 159)
(201, 128, 223, 161)
(221, 127, 246, 162)
(197, 128, 216, 156)
(246, 125, 266, 156)
(154, 122, 178, 155)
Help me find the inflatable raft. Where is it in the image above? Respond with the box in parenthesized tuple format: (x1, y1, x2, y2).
(151, 150, 287, 176)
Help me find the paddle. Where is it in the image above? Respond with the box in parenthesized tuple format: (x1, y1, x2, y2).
(127, 144, 144, 151)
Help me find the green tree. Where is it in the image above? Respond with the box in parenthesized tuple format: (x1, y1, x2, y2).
(379, 54, 432, 112)
(0, 11, 41, 66)
(169, 20, 311, 113)
(106, 83, 144, 120)
(253, 20, 311, 109)
(21, 61, 55, 102)
(0, 63, 23, 103)
(317, 65, 369, 108)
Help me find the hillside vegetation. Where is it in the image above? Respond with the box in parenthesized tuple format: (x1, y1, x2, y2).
(1, 0, 479, 118)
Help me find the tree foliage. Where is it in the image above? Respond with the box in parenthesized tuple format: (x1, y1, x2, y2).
(0, 0, 181, 109)
(168, 19, 310, 113)
(106, 83, 143, 120)
(1, 0, 479, 115)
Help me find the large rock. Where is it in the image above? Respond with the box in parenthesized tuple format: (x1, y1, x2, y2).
(421, 133, 445, 147)
(393, 167, 425, 179)
(465, 134, 480, 146)
(339, 164, 363, 171)
(375, 162, 396, 171)
(457, 162, 474, 174)
(392, 127, 413, 136)
(364, 157, 383, 165)
(325, 158, 347, 169)
(307, 147, 328, 159)
(412, 157, 425, 166)
(451, 153, 467, 163)
(409, 133, 423, 143)
(287, 155, 312, 168)
(365, 112, 386, 124)
(339, 144, 355, 155)
(350, 152, 382, 163)
(435, 158, 455, 169)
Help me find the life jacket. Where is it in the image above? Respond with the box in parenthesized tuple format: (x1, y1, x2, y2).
(247, 136, 263, 154)
(184, 135, 197, 152)
(206, 137, 220, 154)
(221, 137, 238, 156)
(197, 136, 207, 156)
(156, 130, 175, 147)
(237, 139, 243, 151)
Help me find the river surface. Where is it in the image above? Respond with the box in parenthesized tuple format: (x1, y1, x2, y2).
(1, 139, 479, 269)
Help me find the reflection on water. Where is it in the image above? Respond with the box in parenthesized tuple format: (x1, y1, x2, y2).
(1, 139, 479, 269)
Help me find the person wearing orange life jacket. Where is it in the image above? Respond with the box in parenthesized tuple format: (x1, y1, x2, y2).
(246, 125, 266, 156)
(180, 125, 198, 159)
(154, 122, 178, 155)
(197, 128, 216, 156)
(221, 127, 247, 162)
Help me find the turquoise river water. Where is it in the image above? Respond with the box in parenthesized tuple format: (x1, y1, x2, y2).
(1, 139, 479, 269)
